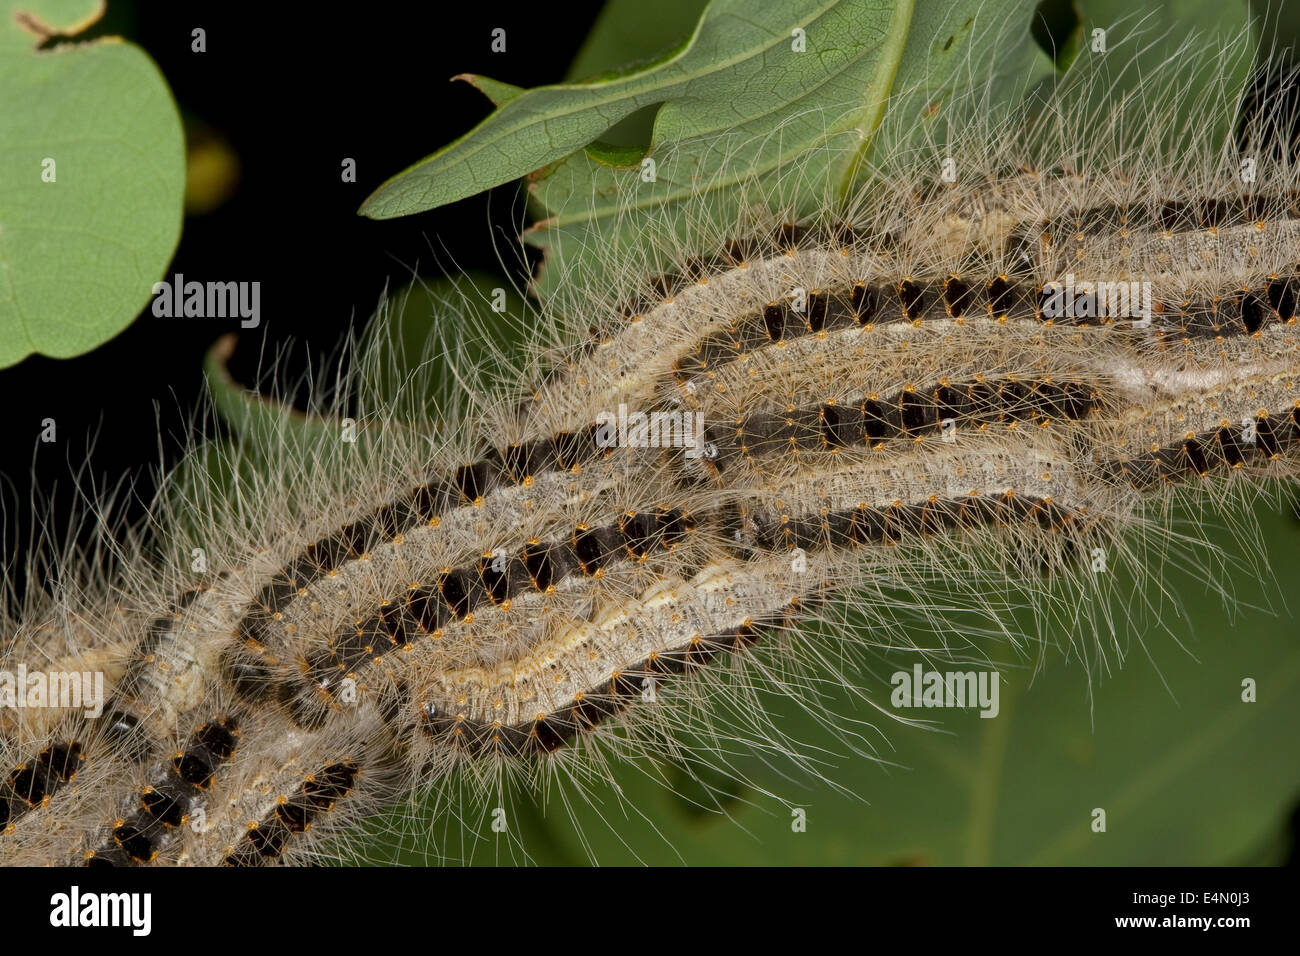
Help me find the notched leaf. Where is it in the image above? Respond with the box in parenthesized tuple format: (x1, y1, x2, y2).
(0, 0, 185, 367)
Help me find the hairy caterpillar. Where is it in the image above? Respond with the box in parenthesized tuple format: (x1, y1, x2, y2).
(2, 10, 1299, 868)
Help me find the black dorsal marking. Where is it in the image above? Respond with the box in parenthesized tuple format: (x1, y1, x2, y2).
(763, 303, 788, 341)
(807, 290, 829, 331)
(2, 741, 84, 829)
(944, 276, 974, 317)
(851, 282, 878, 323)
(1240, 292, 1269, 334)
(899, 279, 925, 320)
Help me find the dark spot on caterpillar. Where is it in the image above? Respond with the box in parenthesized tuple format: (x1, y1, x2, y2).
(943, 276, 973, 316)
(618, 511, 660, 558)
(1266, 274, 1299, 320)
(574, 524, 619, 574)
(852, 282, 879, 323)
(988, 275, 1016, 314)
(553, 427, 595, 470)
(861, 397, 892, 443)
(1216, 426, 1247, 468)
(763, 302, 788, 341)
(139, 786, 185, 828)
(1241, 293, 1270, 335)
(899, 279, 925, 319)
(455, 459, 495, 503)
(935, 383, 971, 418)
(530, 713, 578, 753)
(173, 739, 216, 788)
(899, 390, 929, 433)
(807, 290, 828, 331)
(1183, 439, 1211, 477)
(246, 818, 291, 858)
(478, 553, 523, 605)
(505, 437, 553, 482)
(409, 585, 449, 634)
(112, 823, 158, 863)
(522, 541, 560, 591)
(819, 403, 854, 448)
(1256, 415, 1282, 459)
(378, 602, 408, 648)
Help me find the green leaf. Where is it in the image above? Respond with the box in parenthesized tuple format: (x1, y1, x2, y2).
(1058, 0, 1256, 149)
(201, 334, 343, 457)
(0, 0, 185, 367)
(452, 73, 526, 108)
(357, 271, 531, 417)
(564, 0, 710, 83)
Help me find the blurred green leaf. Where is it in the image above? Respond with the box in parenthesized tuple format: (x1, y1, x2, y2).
(1057, 0, 1256, 149)
(358, 271, 531, 417)
(0, 0, 184, 366)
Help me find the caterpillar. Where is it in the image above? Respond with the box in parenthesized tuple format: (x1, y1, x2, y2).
(2, 7, 1299, 867)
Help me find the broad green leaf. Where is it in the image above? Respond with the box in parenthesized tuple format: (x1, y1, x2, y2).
(522, 0, 1052, 299)
(0, 0, 184, 366)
